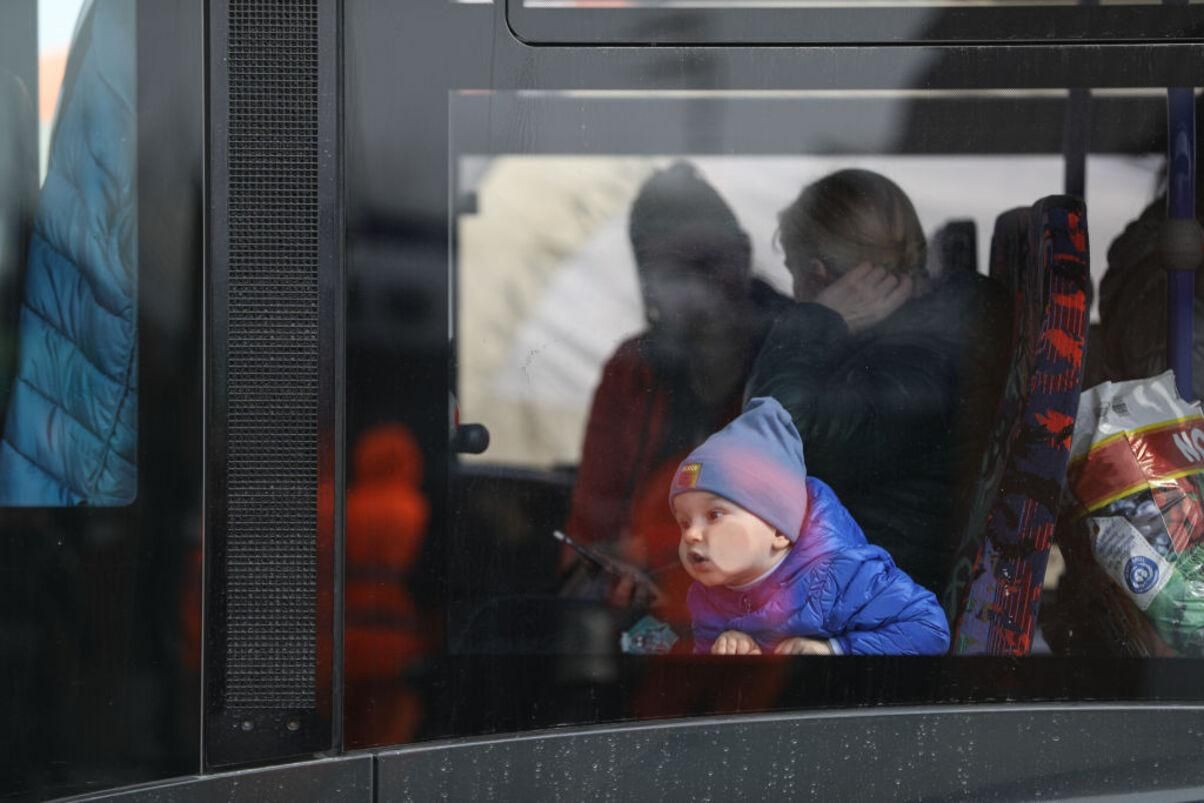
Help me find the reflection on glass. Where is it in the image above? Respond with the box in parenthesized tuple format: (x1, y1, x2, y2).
(345, 423, 431, 746)
(1, 0, 200, 798)
(0, 0, 137, 506)
(39, 0, 88, 176)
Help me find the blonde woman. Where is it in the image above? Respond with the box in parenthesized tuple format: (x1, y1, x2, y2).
(747, 169, 1009, 597)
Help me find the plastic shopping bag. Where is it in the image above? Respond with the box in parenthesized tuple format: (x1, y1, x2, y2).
(1065, 371, 1204, 655)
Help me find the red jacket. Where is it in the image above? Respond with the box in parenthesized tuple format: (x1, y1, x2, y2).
(566, 281, 789, 626)
(565, 337, 742, 627)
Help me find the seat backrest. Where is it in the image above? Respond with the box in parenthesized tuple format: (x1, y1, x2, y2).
(943, 207, 1034, 620)
(932, 219, 978, 276)
(946, 196, 1090, 655)
(988, 207, 1030, 295)
(0, 0, 137, 505)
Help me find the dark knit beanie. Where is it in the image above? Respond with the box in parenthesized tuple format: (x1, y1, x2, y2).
(628, 161, 751, 282)
(668, 397, 809, 541)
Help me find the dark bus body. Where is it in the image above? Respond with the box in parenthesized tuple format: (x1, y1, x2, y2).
(4, 0, 1204, 800)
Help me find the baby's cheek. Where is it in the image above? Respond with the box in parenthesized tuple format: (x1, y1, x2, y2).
(707, 528, 755, 573)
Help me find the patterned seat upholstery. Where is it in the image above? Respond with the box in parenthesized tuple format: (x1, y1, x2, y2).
(943, 208, 1031, 621)
(947, 196, 1090, 655)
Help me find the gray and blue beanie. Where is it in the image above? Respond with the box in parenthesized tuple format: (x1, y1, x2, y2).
(668, 397, 809, 541)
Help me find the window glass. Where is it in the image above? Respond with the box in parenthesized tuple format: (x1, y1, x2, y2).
(0, 0, 202, 797)
(345, 28, 1204, 748)
(457, 151, 1159, 469)
(444, 90, 1159, 659)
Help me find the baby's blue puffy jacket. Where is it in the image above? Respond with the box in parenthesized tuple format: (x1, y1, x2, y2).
(688, 478, 951, 655)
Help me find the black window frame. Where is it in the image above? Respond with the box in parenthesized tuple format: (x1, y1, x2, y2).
(506, 0, 1204, 46)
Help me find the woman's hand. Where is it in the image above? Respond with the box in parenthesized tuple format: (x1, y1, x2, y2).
(815, 263, 913, 334)
(773, 637, 833, 656)
(711, 630, 762, 655)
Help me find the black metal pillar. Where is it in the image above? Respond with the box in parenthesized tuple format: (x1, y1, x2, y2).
(205, 0, 344, 767)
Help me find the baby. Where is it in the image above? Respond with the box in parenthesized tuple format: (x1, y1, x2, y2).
(670, 397, 950, 655)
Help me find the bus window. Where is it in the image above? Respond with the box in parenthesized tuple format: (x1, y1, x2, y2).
(345, 40, 1204, 747)
(444, 89, 1145, 657)
(0, 0, 202, 797)
(455, 150, 1155, 468)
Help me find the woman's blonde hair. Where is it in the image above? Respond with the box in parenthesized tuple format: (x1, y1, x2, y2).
(778, 168, 927, 280)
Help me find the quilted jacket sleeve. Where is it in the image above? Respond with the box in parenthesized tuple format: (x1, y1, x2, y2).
(0, 0, 137, 505)
(687, 583, 724, 655)
(820, 551, 951, 656)
(691, 628, 720, 656)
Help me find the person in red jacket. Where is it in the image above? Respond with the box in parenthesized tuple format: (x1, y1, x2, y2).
(344, 423, 430, 746)
(563, 162, 787, 629)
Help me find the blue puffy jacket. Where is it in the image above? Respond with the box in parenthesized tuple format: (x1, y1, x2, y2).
(0, 0, 137, 505)
(688, 478, 951, 655)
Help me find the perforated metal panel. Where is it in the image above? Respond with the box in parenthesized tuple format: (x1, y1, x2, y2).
(206, 0, 340, 767)
(225, 0, 320, 711)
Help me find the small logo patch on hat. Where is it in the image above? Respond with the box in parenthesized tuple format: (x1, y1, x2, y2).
(675, 462, 702, 488)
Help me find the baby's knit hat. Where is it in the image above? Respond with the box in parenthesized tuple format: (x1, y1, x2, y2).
(668, 397, 809, 541)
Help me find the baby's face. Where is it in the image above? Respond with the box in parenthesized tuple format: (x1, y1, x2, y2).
(673, 491, 791, 587)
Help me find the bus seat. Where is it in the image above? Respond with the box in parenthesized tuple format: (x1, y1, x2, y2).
(988, 207, 1030, 292)
(946, 196, 1090, 655)
(0, 69, 37, 423)
(931, 219, 978, 275)
(0, 0, 137, 505)
(943, 206, 1034, 620)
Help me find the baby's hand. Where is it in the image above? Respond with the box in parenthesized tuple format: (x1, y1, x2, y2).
(773, 637, 833, 656)
(712, 630, 762, 655)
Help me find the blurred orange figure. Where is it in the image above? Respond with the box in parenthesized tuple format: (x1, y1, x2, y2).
(344, 423, 430, 747)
